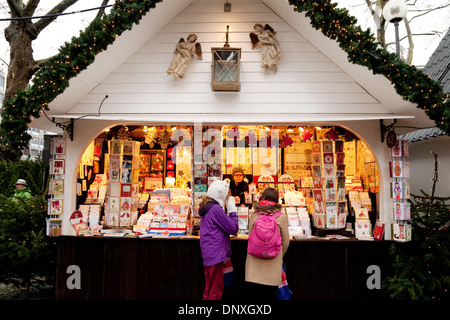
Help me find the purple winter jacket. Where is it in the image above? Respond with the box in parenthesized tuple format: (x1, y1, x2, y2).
(199, 200, 238, 266)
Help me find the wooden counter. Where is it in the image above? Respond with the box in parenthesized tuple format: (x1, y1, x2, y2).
(55, 236, 392, 300)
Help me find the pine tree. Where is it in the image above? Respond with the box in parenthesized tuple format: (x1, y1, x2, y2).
(384, 152, 450, 300)
(0, 170, 56, 299)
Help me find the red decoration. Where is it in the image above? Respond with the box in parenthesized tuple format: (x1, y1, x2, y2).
(327, 128, 339, 140)
(282, 133, 294, 147)
(301, 130, 313, 141)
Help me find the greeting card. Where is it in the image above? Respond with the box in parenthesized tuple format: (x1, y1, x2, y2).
(326, 210, 337, 229)
(312, 153, 321, 165)
(109, 197, 120, 213)
(335, 140, 344, 153)
(312, 165, 322, 177)
(338, 213, 346, 229)
(323, 153, 334, 164)
(391, 139, 409, 157)
(50, 179, 64, 195)
(52, 159, 65, 175)
(121, 183, 132, 197)
(313, 189, 323, 202)
(314, 200, 324, 213)
(122, 140, 134, 155)
(355, 220, 371, 238)
(337, 188, 346, 202)
(49, 199, 63, 215)
(323, 164, 335, 177)
(110, 140, 122, 155)
(312, 141, 321, 153)
(313, 176, 322, 189)
(110, 168, 120, 183)
(325, 188, 336, 201)
(52, 138, 66, 155)
(336, 152, 345, 165)
(324, 177, 335, 189)
(373, 220, 385, 240)
(355, 207, 369, 220)
(110, 155, 121, 169)
(393, 202, 411, 220)
(390, 181, 410, 200)
(322, 140, 333, 153)
(389, 161, 410, 178)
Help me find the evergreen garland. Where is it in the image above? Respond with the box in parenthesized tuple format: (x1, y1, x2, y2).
(0, 0, 449, 158)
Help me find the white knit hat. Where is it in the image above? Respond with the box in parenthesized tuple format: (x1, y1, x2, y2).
(16, 179, 27, 186)
(206, 179, 229, 208)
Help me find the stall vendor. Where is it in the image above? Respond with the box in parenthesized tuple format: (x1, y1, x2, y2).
(229, 167, 249, 205)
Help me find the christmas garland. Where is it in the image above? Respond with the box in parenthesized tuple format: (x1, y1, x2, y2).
(1, 0, 449, 158)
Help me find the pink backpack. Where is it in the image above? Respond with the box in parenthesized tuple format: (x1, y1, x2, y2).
(247, 211, 282, 259)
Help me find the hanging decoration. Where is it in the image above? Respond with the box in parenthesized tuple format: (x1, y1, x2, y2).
(280, 132, 294, 148)
(144, 126, 157, 147)
(1, 0, 449, 159)
(326, 128, 339, 140)
(301, 128, 313, 141)
(158, 129, 171, 149)
(116, 126, 129, 140)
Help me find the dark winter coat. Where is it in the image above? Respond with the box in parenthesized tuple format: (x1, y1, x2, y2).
(230, 180, 249, 204)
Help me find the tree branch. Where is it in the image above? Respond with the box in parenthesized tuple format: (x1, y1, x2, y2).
(95, 0, 110, 20)
(6, 0, 23, 18)
(23, 0, 39, 17)
(408, 3, 450, 23)
(32, 0, 79, 35)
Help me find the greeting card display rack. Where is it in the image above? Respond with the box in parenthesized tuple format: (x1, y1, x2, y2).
(389, 139, 411, 242)
(310, 140, 347, 230)
(46, 137, 66, 236)
(105, 139, 141, 228)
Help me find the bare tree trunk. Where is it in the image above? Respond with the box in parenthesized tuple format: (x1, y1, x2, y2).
(3, 0, 80, 103)
(4, 20, 36, 103)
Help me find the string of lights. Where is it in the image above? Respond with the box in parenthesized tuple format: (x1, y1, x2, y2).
(0, 4, 112, 22)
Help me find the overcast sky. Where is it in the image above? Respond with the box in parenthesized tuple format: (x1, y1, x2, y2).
(0, 0, 448, 74)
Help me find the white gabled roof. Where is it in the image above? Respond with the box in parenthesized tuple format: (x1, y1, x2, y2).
(40, 0, 434, 133)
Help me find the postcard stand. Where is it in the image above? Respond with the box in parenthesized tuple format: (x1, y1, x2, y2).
(389, 139, 411, 242)
(310, 140, 347, 231)
(105, 139, 141, 228)
(46, 137, 66, 236)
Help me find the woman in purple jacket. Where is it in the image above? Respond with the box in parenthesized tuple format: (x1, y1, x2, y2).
(199, 179, 238, 300)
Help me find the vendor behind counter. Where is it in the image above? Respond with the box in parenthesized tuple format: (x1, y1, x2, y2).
(229, 167, 249, 205)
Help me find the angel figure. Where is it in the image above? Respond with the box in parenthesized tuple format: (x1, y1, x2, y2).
(167, 34, 202, 79)
(249, 23, 280, 72)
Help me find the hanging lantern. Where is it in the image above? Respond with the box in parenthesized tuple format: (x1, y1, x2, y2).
(211, 26, 241, 92)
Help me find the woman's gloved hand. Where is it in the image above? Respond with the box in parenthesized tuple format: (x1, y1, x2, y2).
(225, 196, 237, 214)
